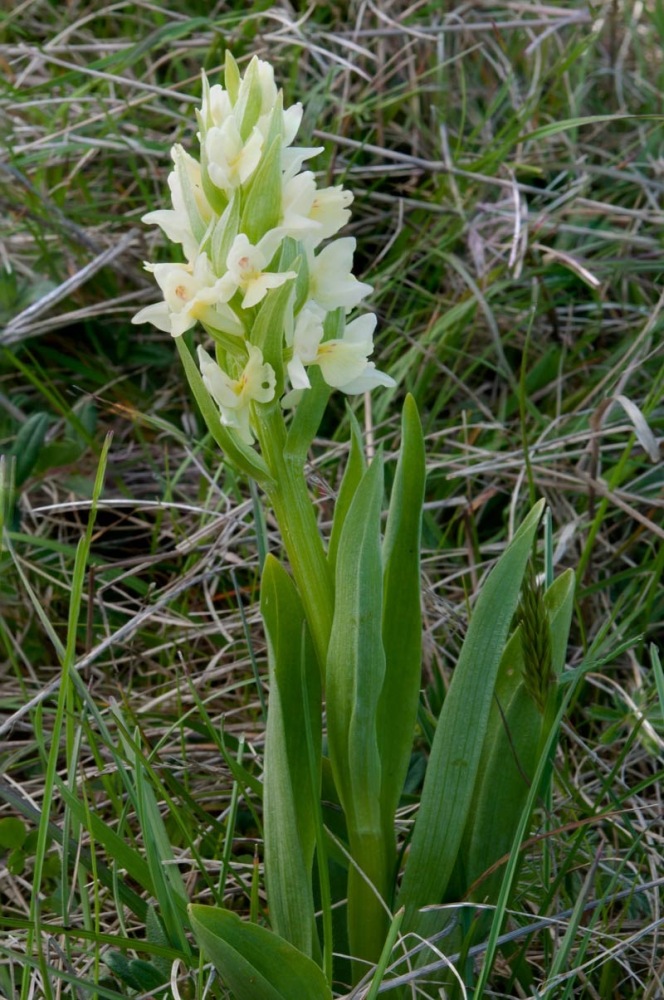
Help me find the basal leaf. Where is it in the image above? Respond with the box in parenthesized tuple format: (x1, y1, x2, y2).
(189, 905, 332, 1000)
(378, 394, 426, 830)
(261, 555, 321, 959)
(399, 499, 546, 922)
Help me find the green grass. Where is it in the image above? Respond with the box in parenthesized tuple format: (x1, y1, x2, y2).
(1, 2, 663, 997)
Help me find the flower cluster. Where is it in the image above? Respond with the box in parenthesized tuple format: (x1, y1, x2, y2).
(132, 54, 393, 443)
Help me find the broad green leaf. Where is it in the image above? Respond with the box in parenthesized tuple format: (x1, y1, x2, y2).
(10, 411, 49, 487)
(327, 455, 385, 835)
(175, 335, 272, 486)
(327, 408, 366, 574)
(326, 455, 391, 970)
(378, 394, 426, 830)
(455, 635, 543, 904)
(189, 905, 332, 1000)
(261, 555, 321, 959)
(0, 816, 26, 849)
(399, 499, 546, 921)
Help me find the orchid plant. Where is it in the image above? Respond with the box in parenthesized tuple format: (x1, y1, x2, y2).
(133, 53, 575, 999)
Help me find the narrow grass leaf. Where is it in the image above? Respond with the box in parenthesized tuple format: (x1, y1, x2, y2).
(399, 499, 546, 921)
(521, 113, 634, 142)
(362, 907, 405, 1000)
(651, 644, 664, 716)
(189, 905, 332, 1000)
(110, 706, 190, 955)
(55, 778, 154, 897)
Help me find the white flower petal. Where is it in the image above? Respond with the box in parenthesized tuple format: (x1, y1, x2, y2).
(197, 343, 275, 443)
(292, 305, 325, 363)
(206, 120, 263, 194)
(287, 354, 312, 390)
(309, 238, 372, 311)
(316, 339, 371, 388)
(337, 363, 396, 395)
(131, 301, 172, 333)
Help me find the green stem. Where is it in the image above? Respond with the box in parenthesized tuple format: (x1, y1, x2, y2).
(347, 831, 391, 984)
(256, 402, 334, 677)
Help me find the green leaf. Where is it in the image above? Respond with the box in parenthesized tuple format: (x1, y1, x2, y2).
(251, 274, 297, 390)
(261, 555, 321, 959)
(209, 191, 240, 274)
(546, 568, 575, 678)
(327, 455, 385, 835)
(377, 394, 426, 829)
(10, 411, 49, 487)
(234, 56, 263, 142)
(326, 454, 391, 970)
(284, 366, 331, 465)
(175, 335, 272, 485)
(241, 134, 285, 244)
(452, 626, 543, 904)
(398, 499, 546, 921)
(327, 408, 366, 574)
(126, 959, 166, 992)
(224, 50, 240, 105)
(0, 816, 27, 850)
(7, 848, 25, 875)
(189, 905, 332, 1000)
(520, 113, 634, 142)
(104, 950, 144, 991)
(55, 777, 155, 897)
(104, 952, 166, 992)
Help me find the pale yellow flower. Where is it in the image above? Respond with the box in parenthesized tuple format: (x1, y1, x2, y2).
(132, 253, 243, 338)
(198, 343, 276, 442)
(219, 233, 296, 309)
(142, 145, 213, 261)
(308, 238, 372, 311)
